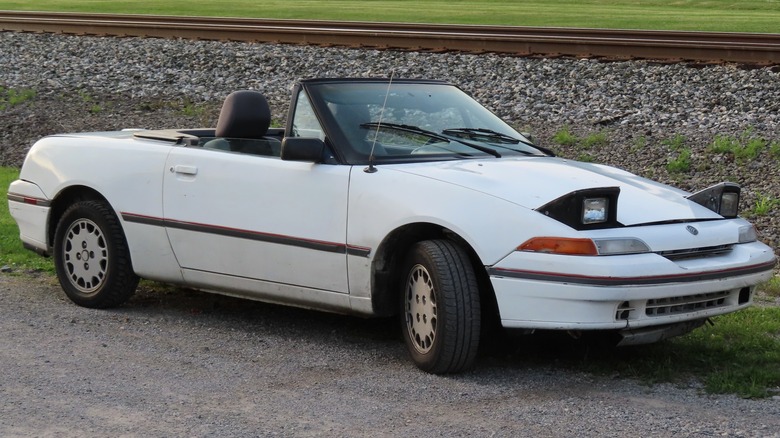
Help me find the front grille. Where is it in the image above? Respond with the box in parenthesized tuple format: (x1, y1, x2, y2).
(656, 244, 733, 261)
(615, 301, 633, 320)
(645, 291, 730, 317)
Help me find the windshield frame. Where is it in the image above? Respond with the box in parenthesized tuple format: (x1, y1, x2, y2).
(298, 78, 550, 165)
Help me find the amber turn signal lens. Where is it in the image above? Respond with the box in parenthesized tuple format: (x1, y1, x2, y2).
(518, 237, 599, 255)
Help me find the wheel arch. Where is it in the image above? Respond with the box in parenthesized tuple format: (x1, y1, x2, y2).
(369, 222, 499, 322)
(47, 185, 111, 252)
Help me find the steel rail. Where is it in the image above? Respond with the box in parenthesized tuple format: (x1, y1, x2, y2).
(1, 10, 778, 64)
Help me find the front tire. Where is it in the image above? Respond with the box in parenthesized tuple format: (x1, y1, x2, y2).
(401, 240, 481, 373)
(53, 200, 139, 308)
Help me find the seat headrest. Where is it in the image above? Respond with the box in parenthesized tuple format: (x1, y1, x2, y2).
(215, 90, 271, 139)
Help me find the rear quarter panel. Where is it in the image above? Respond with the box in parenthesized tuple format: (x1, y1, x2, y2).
(19, 134, 183, 282)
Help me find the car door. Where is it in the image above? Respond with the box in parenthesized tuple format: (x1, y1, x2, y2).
(162, 147, 351, 294)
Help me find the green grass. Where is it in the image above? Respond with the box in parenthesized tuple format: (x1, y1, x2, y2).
(617, 307, 780, 398)
(748, 193, 780, 217)
(761, 276, 780, 299)
(519, 307, 780, 398)
(1, 1, 779, 32)
(180, 100, 207, 117)
(709, 130, 769, 163)
(662, 133, 687, 151)
(628, 135, 647, 154)
(770, 141, 780, 160)
(576, 153, 594, 162)
(0, 86, 36, 110)
(552, 126, 578, 147)
(666, 148, 692, 173)
(581, 131, 609, 149)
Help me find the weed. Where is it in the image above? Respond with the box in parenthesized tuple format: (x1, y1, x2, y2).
(760, 276, 780, 298)
(137, 101, 163, 111)
(738, 137, 766, 162)
(749, 193, 780, 217)
(78, 90, 93, 103)
(180, 100, 206, 117)
(576, 153, 594, 162)
(769, 141, 780, 160)
(89, 104, 102, 114)
(552, 126, 578, 147)
(666, 148, 692, 173)
(662, 134, 687, 151)
(0, 86, 36, 110)
(581, 131, 609, 149)
(630, 135, 647, 153)
(709, 130, 766, 163)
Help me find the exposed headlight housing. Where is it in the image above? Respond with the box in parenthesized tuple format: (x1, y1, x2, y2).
(537, 187, 621, 230)
(582, 197, 609, 224)
(687, 182, 741, 218)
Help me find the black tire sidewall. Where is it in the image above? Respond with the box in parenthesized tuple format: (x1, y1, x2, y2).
(400, 240, 481, 373)
(53, 200, 137, 308)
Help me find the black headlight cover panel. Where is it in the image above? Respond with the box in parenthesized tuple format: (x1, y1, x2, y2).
(686, 182, 741, 218)
(536, 187, 622, 230)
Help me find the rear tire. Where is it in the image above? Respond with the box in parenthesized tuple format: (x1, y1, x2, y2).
(401, 240, 481, 373)
(53, 200, 139, 308)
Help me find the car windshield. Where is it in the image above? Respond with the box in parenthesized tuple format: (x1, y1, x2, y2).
(303, 80, 549, 164)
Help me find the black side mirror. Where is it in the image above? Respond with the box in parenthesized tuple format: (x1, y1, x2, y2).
(280, 137, 325, 162)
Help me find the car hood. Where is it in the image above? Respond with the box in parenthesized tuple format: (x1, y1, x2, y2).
(391, 157, 722, 226)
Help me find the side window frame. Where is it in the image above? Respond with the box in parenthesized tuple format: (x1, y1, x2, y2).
(288, 89, 325, 140)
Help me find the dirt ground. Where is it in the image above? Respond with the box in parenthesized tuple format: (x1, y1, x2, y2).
(1, 273, 779, 437)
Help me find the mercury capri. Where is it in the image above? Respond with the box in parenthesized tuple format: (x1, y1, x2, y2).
(8, 78, 776, 373)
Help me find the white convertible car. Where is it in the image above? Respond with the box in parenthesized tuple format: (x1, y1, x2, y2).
(8, 78, 776, 373)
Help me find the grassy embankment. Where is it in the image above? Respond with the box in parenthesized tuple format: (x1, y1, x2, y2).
(0, 0, 779, 33)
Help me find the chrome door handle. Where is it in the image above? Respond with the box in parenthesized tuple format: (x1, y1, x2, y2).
(171, 165, 198, 175)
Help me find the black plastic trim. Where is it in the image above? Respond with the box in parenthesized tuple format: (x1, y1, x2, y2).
(488, 259, 777, 286)
(7, 192, 51, 207)
(535, 187, 621, 230)
(122, 213, 371, 257)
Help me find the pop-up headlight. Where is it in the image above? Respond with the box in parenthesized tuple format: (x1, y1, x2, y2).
(687, 182, 741, 218)
(537, 187, 621, 230)
(720, 191, 739, 218)
(582, 197, 608, 224)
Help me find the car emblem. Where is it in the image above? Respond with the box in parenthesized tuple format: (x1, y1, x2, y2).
(686, 225, 699, 236)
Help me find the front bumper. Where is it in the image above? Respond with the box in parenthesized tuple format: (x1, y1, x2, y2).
(489, 241, 776, 331)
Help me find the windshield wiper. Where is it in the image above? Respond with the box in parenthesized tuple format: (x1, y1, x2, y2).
(360, 122, 450, 142)
(361, 122, 501, 158)
(443, 127, 555, 156)
(443, 127, 521, 144)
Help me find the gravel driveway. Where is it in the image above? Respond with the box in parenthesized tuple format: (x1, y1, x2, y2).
(2, 273, 778, 437)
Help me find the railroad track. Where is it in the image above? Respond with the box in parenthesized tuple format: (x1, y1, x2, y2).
(1, 10, 778, 65)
